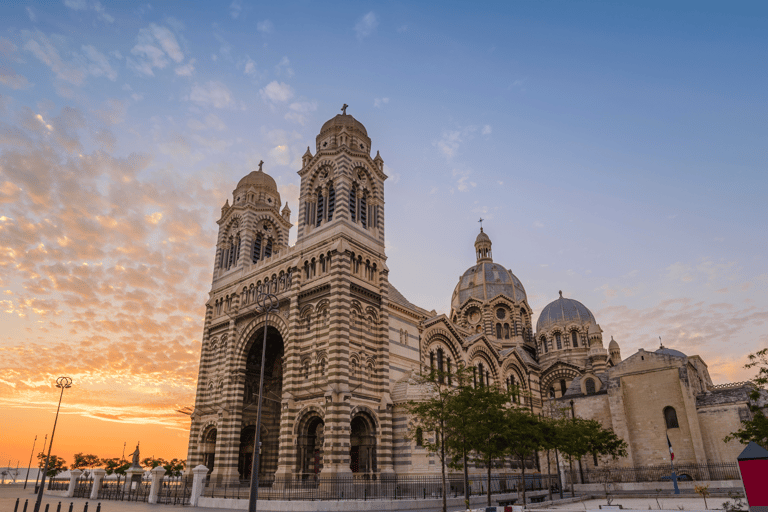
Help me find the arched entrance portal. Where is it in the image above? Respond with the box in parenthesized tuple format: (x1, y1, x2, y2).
(202, 427, 216, 473)
(238, 325, 284, 481)
(297, 416, 324, 480)
(349, 413, 376, 475)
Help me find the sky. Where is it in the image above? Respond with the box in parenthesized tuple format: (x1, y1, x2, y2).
(0, 0, 766, 469)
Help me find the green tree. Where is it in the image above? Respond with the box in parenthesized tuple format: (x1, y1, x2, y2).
(72, 453, 100, 477)
(451, 383, 512, 507)
(406, 367, 467, 512)
(163, 459, 186, 477)
(141, 457, 169, 470)
(725, 348, 768, 448)
(102, 458, 130, 476)
(36, 453, 67, 477)
(503, 408, 546, 506)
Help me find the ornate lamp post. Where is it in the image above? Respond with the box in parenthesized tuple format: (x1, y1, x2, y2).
(34, 376, 72, 512)
(248, 291, 279, 512)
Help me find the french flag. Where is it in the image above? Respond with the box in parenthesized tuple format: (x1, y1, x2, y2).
(667, 434, 675, 461)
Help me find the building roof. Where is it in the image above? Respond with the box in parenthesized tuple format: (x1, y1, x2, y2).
(536, 291, 597, 332)
(451, 262, 527, 310)
(656, 347, 687, 358)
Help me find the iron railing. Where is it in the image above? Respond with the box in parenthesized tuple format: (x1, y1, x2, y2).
(97, 474, 152, 502)
(202, 473, 558, 501)
(46, 477, 68, 491)
(567, 463, 741, 484)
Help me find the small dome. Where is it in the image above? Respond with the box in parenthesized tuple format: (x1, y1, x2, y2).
(536, 292, 597, 332)
(475, 229, 491, 244)
(237, 169, 278, 192)
(316, 109, 372, 151)
(320, 114, 368, 137)
(609, 337, 620, 350)
(656, 347, 686, 358)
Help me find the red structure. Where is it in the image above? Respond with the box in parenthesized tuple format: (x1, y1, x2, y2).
(737, 441, 768, 512)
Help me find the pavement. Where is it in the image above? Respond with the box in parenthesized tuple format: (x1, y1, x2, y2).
(0, 484, 742, 512)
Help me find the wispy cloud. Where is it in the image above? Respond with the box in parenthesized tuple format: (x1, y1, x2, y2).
(229, 0, 242, 19)
(64, 0, 114, 23)
(257, 20, 274, 34)
(260, 81, 294, 103)
(355, 12, 378, 40)
(188, 81, 233, 108)
(128, 24, 184, 76)
(374, 97, 389, 108)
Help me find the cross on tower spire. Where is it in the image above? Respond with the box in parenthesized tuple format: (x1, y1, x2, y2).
(341, 103, 348, 115)
(478, 217, 484, 231)
(258, 160, 264, 171)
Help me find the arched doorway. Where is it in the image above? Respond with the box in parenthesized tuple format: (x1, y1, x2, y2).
(202, 427, 217, 473)
(240, 325, 284, 481)
(350, 413, 376, 476)
(297, 416, 324, 480)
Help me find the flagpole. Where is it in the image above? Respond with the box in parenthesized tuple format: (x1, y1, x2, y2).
(666, 433, 680, 495)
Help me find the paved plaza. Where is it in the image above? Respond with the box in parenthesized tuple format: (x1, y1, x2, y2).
(0, 484, 741, 512)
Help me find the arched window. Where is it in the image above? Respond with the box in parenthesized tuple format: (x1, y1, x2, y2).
(549, 387, 555, 399)
(560, 379, 567, 395)
(664, 406, 679, 429)
(316, 190, 324, 227)
(415, 427, 423, 447)
(303, 361, 309, 379)
(555, 332, 562, 350)
(541, 337, 548, 353)
(327, 183, 335, 221)
(349, 185, 357, 221)
(430, 351, 435, 371)
(264, 238, 273, 258)
(504, 323, 510, 339)
(319, 358, 326, 377)
(437, 348, 444, 383)
(496, 323, 502, 338)
(446, 358, 452, 385)
(478, 363, 485, 388)
(571, 330, 579, 347)
(585, 378, 596, 395)
(252, 234, 262, 263)
(233, 234, 240, 264)
(359, 193, 367, 229)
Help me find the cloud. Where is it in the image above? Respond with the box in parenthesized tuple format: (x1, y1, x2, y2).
(275, 56, 293, 77)
(452, 168, 476, 192)
(257, 20, 273, 34)
(374, 97, 389, 108)
(229, 0, 242, 19)
(243, 57, 256, 77)
(63, 0, 114, 23)
(175, 59, 196, 77)
(0, 67, 31, 90)
(260, 81, 294, 103)
(437, 130, 462, 159)
(285, 100, 317, 125)
(355, 12, 378, 40)
(128, 24, 184, 76)
(22, 30, 86, 85)
(80, 44, 117, 81)
(188, 81, 233, 108)
(26, 6, 37, 22)
(481, 125, 492, 135)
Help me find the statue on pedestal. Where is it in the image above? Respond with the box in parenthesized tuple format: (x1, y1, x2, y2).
(129, 444, 141, 468)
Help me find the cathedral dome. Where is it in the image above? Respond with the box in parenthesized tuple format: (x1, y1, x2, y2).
(656, 346, 687, 358)
(452, 228, 527, 310)
(237, 169, 278, 192)
(536, 291, 597, 332)
(316, 106, 372, 152)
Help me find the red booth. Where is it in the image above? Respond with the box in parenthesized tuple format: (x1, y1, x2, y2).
(737, 441, 768, 512)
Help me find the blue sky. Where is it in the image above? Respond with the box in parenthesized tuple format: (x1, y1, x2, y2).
(0, 0, 766, 464)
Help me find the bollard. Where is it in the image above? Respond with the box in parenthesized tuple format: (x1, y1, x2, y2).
(15, 498, 20, 512)
(23, 499, 29, 512)
(95, 504, 101, 512)
(57, 503, 61, 512)
(68, 503, 73, 512)
(45, 505, 50, 512)
(83, 503, 88, 512)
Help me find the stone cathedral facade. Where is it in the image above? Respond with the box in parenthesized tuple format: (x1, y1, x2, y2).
(186, 111, 757, 482)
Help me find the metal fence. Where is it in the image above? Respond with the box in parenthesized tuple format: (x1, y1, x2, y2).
(156, 476, 193, 505)
(568, 463, 741, 484)
(46, 478, 69, 491)
(74, 476, 93, 497)
(202, 473, 558, 501)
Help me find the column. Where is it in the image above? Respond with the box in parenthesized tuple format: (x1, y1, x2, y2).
(189, 465, 209, 507)
(148, 466, 166, 504)
(66, 469, 83, 498)
(89, 469, 106, 501)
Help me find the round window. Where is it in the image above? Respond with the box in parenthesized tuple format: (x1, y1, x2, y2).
(496, 308, 506, 320)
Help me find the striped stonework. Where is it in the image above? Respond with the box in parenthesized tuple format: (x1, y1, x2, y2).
(189, 112, 631, 482)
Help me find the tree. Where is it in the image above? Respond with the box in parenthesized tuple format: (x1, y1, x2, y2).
(725, 348, 768, 448)
(36, 453, 67, 478)
(72, 453, 100, 477)
(503, 408, 546, 506)
(102, 458, 130, 476)
(450, 383, 512, 507)
(141, 457, 169, 470)
(163, 459, 186, 477)
(406, 366, 466, 512)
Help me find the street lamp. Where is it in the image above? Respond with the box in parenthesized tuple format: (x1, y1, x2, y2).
(248, 291, 279, 512)
(23, 435, 37, 489)
(34, 376, 72, 512)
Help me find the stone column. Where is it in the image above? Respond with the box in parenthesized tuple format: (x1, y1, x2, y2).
(90, 469, 106, 500)
(148, 466, 166, 504)
(66, 469, 83, 498)
(189, 465, 209, 507)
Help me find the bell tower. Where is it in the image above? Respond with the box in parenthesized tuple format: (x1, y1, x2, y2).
(296, 105, 386, 251)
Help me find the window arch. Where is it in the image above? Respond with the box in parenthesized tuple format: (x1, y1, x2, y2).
(359, 192, 367, 229)
(252, 233, 262, 263)
(571, 330, 579, 348)
(477, 362, 485, 388)
(349, 185, 357, 221)
(664, 406, 679, 429)
(541, 336, 548, 353)
(436, 348, 444, 383)
(559, 379, 567, 396)
(496, 323, 502, 338)
(316, 189, 324, 227)
(264, 238, 273, 258)
(327, 182, 336, 221)
(585, 378, 596, 395)
(415, 427, 423, 447)
(555, 332, 562, 350)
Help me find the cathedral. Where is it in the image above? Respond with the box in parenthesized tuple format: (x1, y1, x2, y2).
(186, 110, 754, 482)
